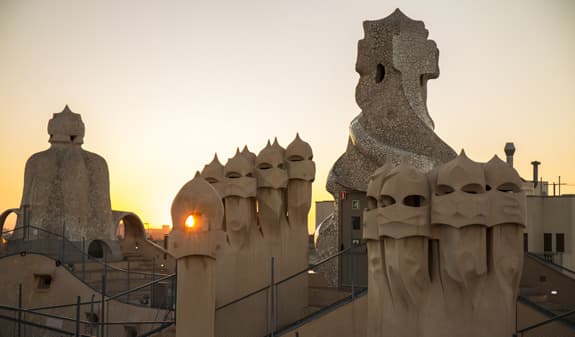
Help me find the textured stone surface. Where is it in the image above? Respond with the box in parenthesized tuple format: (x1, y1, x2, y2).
(169, 175, 225, 337)
(16, 106, 115, 242)
(318, 9, 458, 289)
(178, 134, 315, 337)
(327, 9, 456, 196)
(364, 152, 526, 337)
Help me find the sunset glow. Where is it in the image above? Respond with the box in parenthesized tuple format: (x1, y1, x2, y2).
(185, 215, 195, 229)
(0, 0, 573, 234)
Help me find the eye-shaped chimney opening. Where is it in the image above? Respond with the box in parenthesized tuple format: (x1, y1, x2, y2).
(257, 163, 272, 170)
(367, 196, 377, 210)
(461, 183, 484, 194)
(378, 195, 395, 208)
(375, 64, 385, 83)
(435, 184, 454, 196)
(403, 195, 427, 207)
(205, 177, 219, 184)
(288, 155, 304, 162)
(497, 183, 521, 193)
(226, 172, 241, 179)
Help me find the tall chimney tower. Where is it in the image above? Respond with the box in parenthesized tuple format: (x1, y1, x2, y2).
(531, 161, 541, 188)
(504, 142, 516, 167)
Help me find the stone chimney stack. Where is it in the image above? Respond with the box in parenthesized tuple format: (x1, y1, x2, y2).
(504, 142, 515, 167)
(531, 161, 541, 188)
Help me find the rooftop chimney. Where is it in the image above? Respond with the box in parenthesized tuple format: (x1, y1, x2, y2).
(504, 142, 516, 167)
(531, 161, 541, 188)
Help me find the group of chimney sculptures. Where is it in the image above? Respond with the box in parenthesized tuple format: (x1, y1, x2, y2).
(169, 8, 525, 337)
(364, 153, 524, 337)
(0, 8, 526, 337)
(169, 136, 315, 337)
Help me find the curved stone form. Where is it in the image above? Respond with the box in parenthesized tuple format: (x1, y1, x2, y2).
(200, 154, 225, 196)
(285, 133, 315, 182)
(378, 164, 431, 239)
(0, 208, 20, 233)
(430, 151, 489, 230)
(363, 164, 393, 240)
(364, 152, 526, 337)
(362, 164, 393, 337)
(169, 175, 225, 257)
(223, 149, 257, 199)
(285, 134, 315, 227)
(16, 106, 114, 242)
(112, 211, 147, 241)
(484, 155, 526, 227)
(168, 175, 225, 337)
(222, 150, 257, 250)
(255, 140, 288, 190)
(327, 9, 456, 195)
(184, 134, 315, 337)
(255, 140, 288, 237)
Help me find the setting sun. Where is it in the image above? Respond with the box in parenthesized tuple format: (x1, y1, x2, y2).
(185, 215, 195, 228)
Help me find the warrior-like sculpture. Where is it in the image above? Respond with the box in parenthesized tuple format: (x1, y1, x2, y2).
(364, 152, 525, 337)
(16, 106, 114, 242)
(327, 9, 456, 195)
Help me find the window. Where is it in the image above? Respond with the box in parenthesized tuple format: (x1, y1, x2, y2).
(523, 233, 528, 252)
(34, 274, 52, 290)
(556, 233, 565, 253)
(351, 216, 361, 230)
(352, 200, 360, 210)
(544, 233, 552, 252)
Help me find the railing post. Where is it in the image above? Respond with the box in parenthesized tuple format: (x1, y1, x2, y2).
(174, 263, 178, 314)
(75, 296, 81, 337)
(127, 259, 131, 303)
(103, 248, 108, 292)
(82, 237, 86, 281)
(271, 256, 276, 337)
(23, 205, 29, 241)
(151, 256, 156, 306)
(101, 274, 106, 337)
(515, 297, 518, 335)
(89, 294, 95, 337)
(61, 222, 66, 266)
(351, 246, 356, 299)
(17, 283, 22, 337)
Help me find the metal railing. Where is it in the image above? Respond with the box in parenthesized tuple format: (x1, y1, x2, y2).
(13, 228, 575, 337)
(1, 225, 174, 308)
(515, 295, 575, 336)
(0, 281, 175, 337)
(214, 244, 367, 337)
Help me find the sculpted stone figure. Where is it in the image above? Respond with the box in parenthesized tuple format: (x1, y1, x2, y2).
(327, 9, 456, 196)
(285, 134, 315, 228)
(200, 154, 226, 197)
(363, 164, 393, 337)
(16, 106, 114, 242)
(193, 134, 315, 337)
(169, 175, 225, 337)
(364, 152, 525, 337)
(320, 10, 457, 287)
(255, 139, 288, 237)
(222, 149, 258, 249)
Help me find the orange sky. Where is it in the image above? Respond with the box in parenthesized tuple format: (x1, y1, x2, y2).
(1, 0, 574, 233)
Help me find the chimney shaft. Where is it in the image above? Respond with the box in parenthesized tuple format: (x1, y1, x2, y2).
(531, 161, 541, 188)
(504, 142, 516, 167)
